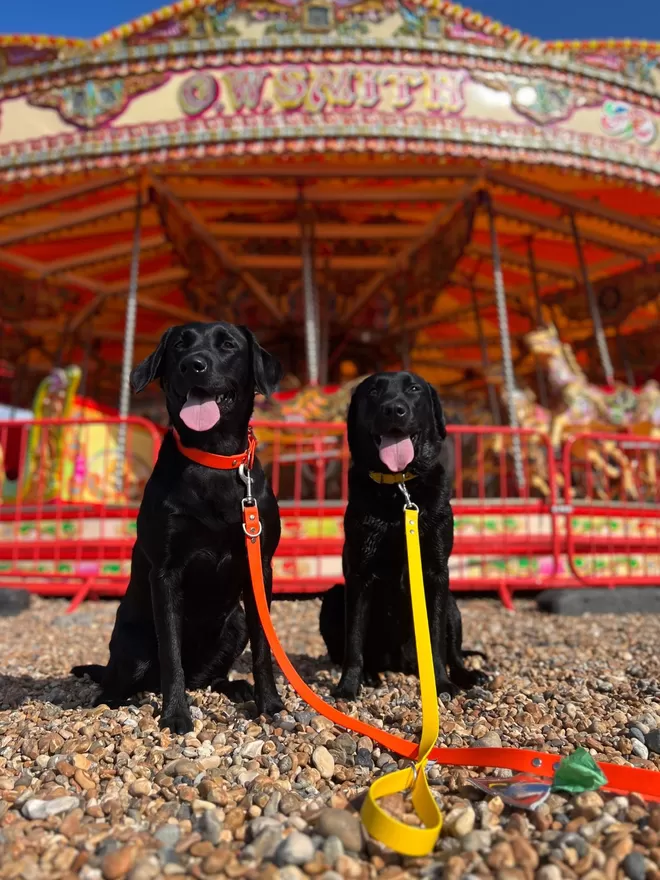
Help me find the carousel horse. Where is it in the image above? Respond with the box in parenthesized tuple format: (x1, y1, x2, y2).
(21, 365, 82, 501)
(253, 376, 369, 500)
(525, 325, 638, 500)
(496, 386, 558, 498)
(629, 379, 660, 491)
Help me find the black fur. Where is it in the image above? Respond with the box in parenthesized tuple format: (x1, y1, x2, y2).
(319, 371, 487, 699)
(72, 322, 284, 733)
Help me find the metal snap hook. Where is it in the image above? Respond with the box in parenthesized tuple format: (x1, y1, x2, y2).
(397, 481, 418, 511)
(239, 462, 254, 505)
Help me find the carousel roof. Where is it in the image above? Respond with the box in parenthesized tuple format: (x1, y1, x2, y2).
(0, 0, 659, 399)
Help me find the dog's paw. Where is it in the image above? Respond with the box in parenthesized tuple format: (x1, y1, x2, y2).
(363, 670, 382, 688)
(436, 678, 461, 699)
(256, 693, 285, 717)
(254, 685, 285, 717)
(333, 679, 361, 701)
(159, 708, 194, 735)
(93, 692, 124, 710)
(215, 679, 255, 704)
(451, 667, 489, 690)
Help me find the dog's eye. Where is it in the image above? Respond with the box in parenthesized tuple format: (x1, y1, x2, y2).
(409, 384, 421, 393)
(221, 340, 236, 351)
(369, 388, 378, 397)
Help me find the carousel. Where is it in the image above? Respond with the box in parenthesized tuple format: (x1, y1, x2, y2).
(0, 0, 659, 605)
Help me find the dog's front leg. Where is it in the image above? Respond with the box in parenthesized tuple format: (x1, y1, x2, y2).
(243, 557, 284, 716)
(151, 567, 193, 734)
(334, 575, 372, 700)
(427, 568, 460, 698)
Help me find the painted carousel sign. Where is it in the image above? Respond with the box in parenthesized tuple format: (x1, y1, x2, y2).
(0, 0, 658, 181)
(176, 66, 467, 116)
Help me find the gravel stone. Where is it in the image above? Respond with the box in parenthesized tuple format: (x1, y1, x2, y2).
(646, 728, 660, 754)
(275, 830, 316, 866)
(322, 835, 345, 867)
(312, 746, 335, 779)
(127, 856, 161, 880)
(536, 867, 563, 880)
(21, 796, 79, 819)
(279, 868, 305, 880)
(199, 809, 224, 844)
(244, 827, 282, 861)
(102, 845, 139, 880)
(632, 739, 650, 760)
(355, 748, 373, 768)
(315, 808, 364, 853)
(444, 805, 476, 837)
(622, 851, 647, 880)
(473, 730, 502, 748)
(154, 823, 181, 849)
(462, 830, 493, 852)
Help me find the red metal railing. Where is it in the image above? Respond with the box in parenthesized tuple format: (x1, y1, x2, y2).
(562, 431, 660, 588)
(1, 417, 658, 609)
(0, 416, 161, 609)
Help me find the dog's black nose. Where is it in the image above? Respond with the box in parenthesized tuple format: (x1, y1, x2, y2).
(384, 402, 408, 419)
(180, 356, 208, 375)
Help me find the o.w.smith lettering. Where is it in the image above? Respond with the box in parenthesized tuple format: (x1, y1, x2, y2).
(177, 65, 467, 117)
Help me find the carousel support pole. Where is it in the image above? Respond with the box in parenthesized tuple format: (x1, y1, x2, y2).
(79, 318, 94, 402)
(115, 189, 143, 492)
(469, 281, 500, 424)
(616, 332, 635, 387)
(396, 276, 411, 371)
(570, 214, 615, 387)
(525, 237, 549, 409)
(300, 200, 320, 386)
(484, 191, 525, 493)
(318, 260, 330, 386)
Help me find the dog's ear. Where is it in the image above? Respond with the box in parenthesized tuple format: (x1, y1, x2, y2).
(241, 327, 283, 397)
(346, 387, 360, 454)
(130, 328, 172, 394)
(428, 383, 447, 440)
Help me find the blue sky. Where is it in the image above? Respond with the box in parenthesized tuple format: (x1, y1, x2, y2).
(1, 0, 659, 41)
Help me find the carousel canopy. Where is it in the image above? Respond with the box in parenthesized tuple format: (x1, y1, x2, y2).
(0, 0, 659, 402)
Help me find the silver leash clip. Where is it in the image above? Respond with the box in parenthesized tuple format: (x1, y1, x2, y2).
(239, 462, 254, 504)
(239, 463, 262, 540)
(398, 481, 419, 511)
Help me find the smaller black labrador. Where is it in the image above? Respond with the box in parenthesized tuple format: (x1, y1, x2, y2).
(72, 322, 284, 733)
(320, 371, 487, 699)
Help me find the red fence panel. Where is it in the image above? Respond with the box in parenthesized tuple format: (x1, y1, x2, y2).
(562, 431, 660, 587)
(0, 416, 161, 607)
(254, 421, 349, 594)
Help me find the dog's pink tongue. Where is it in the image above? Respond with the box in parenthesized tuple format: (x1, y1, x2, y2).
(180, 391, 221, 432)
(378, 435, 414, 472)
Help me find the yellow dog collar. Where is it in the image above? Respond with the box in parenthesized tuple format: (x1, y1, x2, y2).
(369, 471, 417, 485)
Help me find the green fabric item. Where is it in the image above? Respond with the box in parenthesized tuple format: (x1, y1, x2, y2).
(551, 748, 608, 794)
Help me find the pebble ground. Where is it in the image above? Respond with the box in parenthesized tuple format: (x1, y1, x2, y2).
(1, 596, 660, 880)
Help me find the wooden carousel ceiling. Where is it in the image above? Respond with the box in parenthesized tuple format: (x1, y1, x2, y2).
(1, 157, 660, 393)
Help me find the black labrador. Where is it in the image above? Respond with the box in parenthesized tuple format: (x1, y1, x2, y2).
(72, 322, 284, 733)
(320, 371, 487, 699)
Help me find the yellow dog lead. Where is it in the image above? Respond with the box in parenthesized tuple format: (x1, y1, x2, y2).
(360, 483, 443, 857)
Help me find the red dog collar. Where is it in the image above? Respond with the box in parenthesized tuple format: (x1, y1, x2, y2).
(173, 428, 257, 470)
